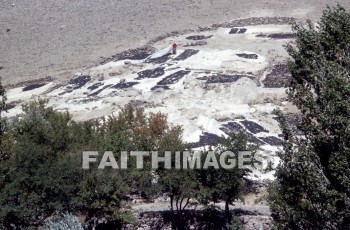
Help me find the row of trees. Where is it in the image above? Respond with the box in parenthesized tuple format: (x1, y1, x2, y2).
(0, 85, 253, 229)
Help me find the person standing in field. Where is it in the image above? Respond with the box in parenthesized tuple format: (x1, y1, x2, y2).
(172, 43, 177, 54)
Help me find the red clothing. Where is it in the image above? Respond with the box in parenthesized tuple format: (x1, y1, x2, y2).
(172, 43, 177, 49)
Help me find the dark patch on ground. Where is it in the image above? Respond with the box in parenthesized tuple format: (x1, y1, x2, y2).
(58, 90, 72, 96)
(186, 35, 213, 40)
(220, 122, 266, 145)
(236, 53, 258, 59)
(229, 28, 247, 34)
(4, 102, 17, 110)
(98, 47, 155, 65)
(114, 47, 154, 61)
(150, 85, 171, 91)
(197, 74, 248, 84)
(22, 82, 47, 92)
(87, 82, 104, 91)
(173, 49, 199, 61)
(268, 33, 296, 39)
(188, 132, 221, 148)
(136, 67, 165, 80)
(256, 33, 296, 39)
(145, 55, 170, 64)
(262, 64, 291, 88)
(240, 120, 268, 134)
(259, 136, 283, 146)
(68, 75, 91, 89)
(220, 122, 245, 134)
(245, 132, 266, 145)
(184, 41, 208, 47)
(88, 84, 113, 97)
(157, 70, 190, 85)
(113, 82, 139, 89)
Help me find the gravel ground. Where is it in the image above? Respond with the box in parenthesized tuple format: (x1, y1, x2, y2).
(1, 0, 349, 85)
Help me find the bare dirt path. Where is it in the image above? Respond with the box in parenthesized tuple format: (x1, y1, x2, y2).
(1, 0, 349, 85)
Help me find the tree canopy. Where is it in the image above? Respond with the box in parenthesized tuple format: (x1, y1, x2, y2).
(0, 100, 185, 228)
(269, 4, 350, 229)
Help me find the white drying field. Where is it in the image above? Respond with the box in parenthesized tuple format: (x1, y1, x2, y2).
(4, 21, 299, 180)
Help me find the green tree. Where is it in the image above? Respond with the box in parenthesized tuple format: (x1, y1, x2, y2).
(79, 169, 131, 225)
(0, 99, 187, 228)
(66, 104, 185, 225)
(0, 100, 83, 228)
(156, 125, 196, 214)
(268, 4, 350, 229)
(197, 132, 256, 221)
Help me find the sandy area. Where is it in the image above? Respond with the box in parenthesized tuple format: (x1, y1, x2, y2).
(1, 0, 349, 85)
